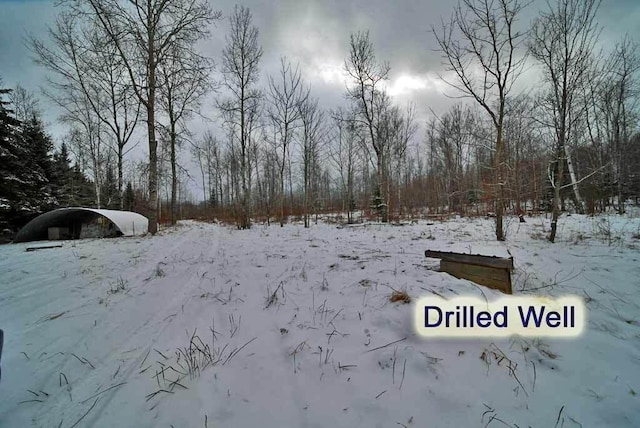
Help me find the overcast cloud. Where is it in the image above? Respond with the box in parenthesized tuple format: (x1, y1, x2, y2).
(0, 0, 638, 197)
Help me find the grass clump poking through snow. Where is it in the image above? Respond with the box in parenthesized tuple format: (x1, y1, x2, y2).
(154, 263, 166, 278)
(146, 320, 257, 402)
(389, 289, 411, 304)
(265, 282, 285, 309)
(107, 277, 127, 294)
(175, 329, 221, 381)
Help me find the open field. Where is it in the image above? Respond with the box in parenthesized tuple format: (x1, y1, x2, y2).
(1, 214, 639, 427)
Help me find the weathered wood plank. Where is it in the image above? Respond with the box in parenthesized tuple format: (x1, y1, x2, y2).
(425, 250, 513, 270)
(26, 245, 63, 252)
(440, 260, 512, 294)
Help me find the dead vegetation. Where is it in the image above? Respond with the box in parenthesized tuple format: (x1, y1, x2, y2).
(145, 319, 256, 404)
(107, 277, 127, 294)
(389, 290, 411, 304)
(265, 282, 285, 309)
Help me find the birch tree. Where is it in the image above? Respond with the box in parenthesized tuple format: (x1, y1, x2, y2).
(528, 0, 600, 241)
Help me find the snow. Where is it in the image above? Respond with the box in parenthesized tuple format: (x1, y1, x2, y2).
(0, 214, 639, 427)
(424, 241, 512, 259)
(86, 209, 149, 237)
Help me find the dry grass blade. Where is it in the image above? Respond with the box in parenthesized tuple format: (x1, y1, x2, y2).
(145, 389, 174, 402)
(223, 337, 257, 365)
(80, 382, 126, 404)
(70, 397, 100, 428)
(366, 337, 407, 353)
(18, 399, 44, 404)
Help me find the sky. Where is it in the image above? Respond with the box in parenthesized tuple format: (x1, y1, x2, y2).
(0, 0, 639, 199)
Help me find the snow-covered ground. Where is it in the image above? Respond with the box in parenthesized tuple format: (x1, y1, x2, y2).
(0, 214, 639, 427)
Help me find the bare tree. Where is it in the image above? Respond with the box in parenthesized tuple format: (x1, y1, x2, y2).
(330, 107, 361, 224)
(601, 36, 639, 214)
(66, 110, 105, 208)
(388, 104, 417, 219)
(159, 44, 215, 224)
(31, 11, 141, 209)
(344, 31, 392, 222)
(528, 0, 601, 241)
(9, 86, 41, 123)
(434, 0, 528, 240)
(191, 135, 208, 207)
(257, 135, 280, 223)
(503, 94, 540, 214)
(268, 58, 309, 226)
(191, 130, 223, 211)
(219, 5, 263, 230)
(427, 104, 474, 213)
(245, 96, 263, 216)
(298, 94, 326, 228)
(74, 0, 217, 232)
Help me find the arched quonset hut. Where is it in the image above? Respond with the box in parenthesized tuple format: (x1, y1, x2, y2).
(13, 208, 149, 243)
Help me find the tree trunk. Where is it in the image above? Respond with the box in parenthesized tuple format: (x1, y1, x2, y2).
(549, 147, 565, 243)
(495, 121, 504, 241)
(118, 144, 124, 210)
(514, 144, 521, 214)
(146, 5, 158, 234)
(303, 147, 309, 228)
(565, 145, 584, 214)
(279, 164, 286, 227)
(288, 152, 294, 213)
(347, 168, 353, 224)
(147, 111, 158, 231)
(239, 90, 250, 230)
(94, 178, 101, 209)
(170, 120, 177, 225)
(376, 153, 388, 222)
(199, 152, 206, 209)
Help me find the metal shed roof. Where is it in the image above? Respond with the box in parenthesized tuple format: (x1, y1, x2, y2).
(13, 208, 149, 243)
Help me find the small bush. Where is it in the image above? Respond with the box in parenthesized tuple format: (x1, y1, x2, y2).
(390, 290, 411, 304)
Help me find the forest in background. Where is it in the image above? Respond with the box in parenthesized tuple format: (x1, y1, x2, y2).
(0, 0, 638, 242)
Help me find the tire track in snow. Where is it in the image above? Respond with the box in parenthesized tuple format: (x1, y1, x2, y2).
(10, 225, 220, 427)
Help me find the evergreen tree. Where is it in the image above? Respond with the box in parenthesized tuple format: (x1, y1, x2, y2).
(1, 82, 100, 230)
(20, 114, 56, 212)
(70, 162, 97, 207)
(0, 86, 24, 228)
(52, 142, 77, 207)
(54, 134, 97, 208)
(0, 87, 54, 227)
(123, 181, 135, 211)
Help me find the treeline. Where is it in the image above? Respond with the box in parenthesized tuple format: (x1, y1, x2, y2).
(0, 86, 137, 230)
(2, 0, 638, 242)
(181, 0, 640, 240)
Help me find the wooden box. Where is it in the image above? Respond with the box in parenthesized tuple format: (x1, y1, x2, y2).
(425, 250, 514, 294)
